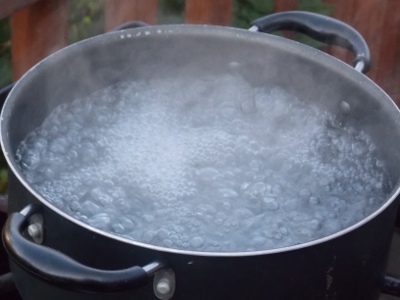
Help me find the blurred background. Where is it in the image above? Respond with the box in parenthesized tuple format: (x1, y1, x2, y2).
(0, 0, 399, 198)
(0, 1, 400, 299)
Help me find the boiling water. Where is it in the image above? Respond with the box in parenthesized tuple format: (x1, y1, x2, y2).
(16, 74, 392, 252)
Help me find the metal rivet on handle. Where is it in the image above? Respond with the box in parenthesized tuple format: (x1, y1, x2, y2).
(28, 223, 41, 238)
(156, 279, 171, 294)
(153, 269, 175, 300)
(27, 214, 44, 244)
(355, 60, 365, 73)
(248, 25, 259, 32)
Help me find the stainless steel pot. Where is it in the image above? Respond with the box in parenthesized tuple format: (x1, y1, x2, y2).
(2, 12, 400, 300)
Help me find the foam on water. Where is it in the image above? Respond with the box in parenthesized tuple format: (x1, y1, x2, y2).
(16, 74, 393, 252)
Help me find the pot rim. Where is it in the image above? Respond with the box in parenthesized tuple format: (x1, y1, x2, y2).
(2, 24, 400, 257)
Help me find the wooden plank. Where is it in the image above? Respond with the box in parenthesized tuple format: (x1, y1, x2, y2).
(185, 0, 233, 25)
(0, 0, 39, 20)
(376, 0, 400, 105)
(274, 0, 298, 12)
(349, 0, 387, 82)
(11, 0, 68, 80)
(105, 0, 158, 32)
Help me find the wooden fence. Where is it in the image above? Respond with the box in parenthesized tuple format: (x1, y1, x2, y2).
(1, 0, 400, 105)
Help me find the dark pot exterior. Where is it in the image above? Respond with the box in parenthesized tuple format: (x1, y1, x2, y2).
(7, 171, 400, 300)
(2, 24, 400, 300)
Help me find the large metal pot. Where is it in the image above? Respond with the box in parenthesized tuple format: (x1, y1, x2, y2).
(2, 12, 400, 300)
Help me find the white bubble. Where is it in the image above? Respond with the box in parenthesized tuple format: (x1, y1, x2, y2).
(163, 239, 173, 248)
(90, 188, 112, 206)
(111, 223, 125, 234)
(219, 188, 238, 198)
(263, 197, 279, 210)
(21, 149, 41, 170)
(142, 230, 156, 243)
(279, 227, 289, 236)
(190, 236, 204, 248)
(352, 141, 368, 156)
(282, 199, 299, 212)
(197, 168, 220, 182)
(69, 201, 80, 212)
(235, 208, 254, 219)
(309, 197, 320, 205)
(88, 213, 110, 229)
(80, 201, 100, 216)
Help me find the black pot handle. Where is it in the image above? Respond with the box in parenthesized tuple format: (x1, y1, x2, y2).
(382, 275, 400, 297)
(2, 204, 167, 293)
(111, 21, 150, 32)
(0, 194, 7, 214)
(251, 11, 371, 74)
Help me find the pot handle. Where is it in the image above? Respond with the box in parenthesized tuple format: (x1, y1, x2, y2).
(250, 11, 371, 74)
(0, 194, 7, 214)
(110, 21, 150, 31)
(382, 275, 400, 296)
(2, 204, 168, 293)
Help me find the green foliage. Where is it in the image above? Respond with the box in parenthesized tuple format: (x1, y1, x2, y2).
(233, 0, 274, 28)
(159, 0, 185, 15)
(0, 18, 11, 88)
(158, 0, 185, 24)
(298, 0, 334, 15)
(68, 0, 105, 44)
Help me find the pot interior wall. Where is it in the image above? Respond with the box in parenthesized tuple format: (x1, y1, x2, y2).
(3, 25, 400, 197)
